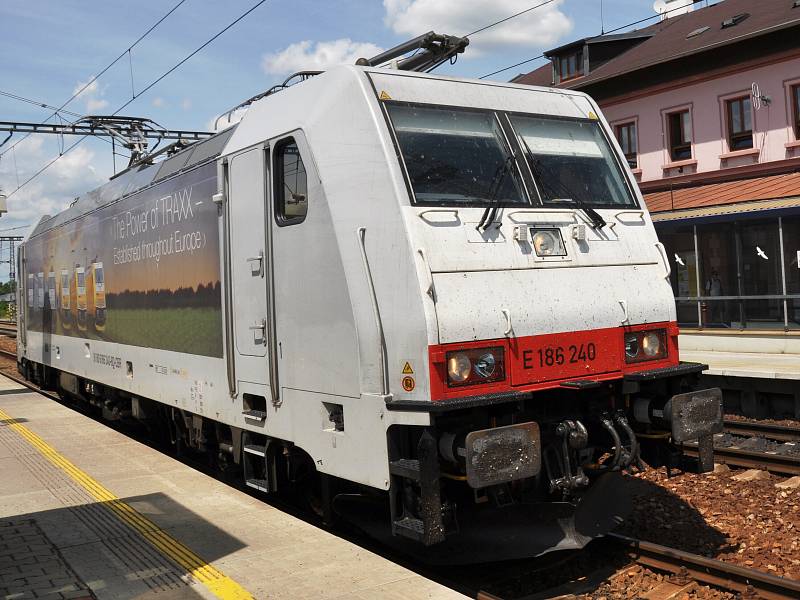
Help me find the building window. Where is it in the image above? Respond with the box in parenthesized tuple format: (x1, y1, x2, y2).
(659, 227, 699, 327)
(657, 216, 800, 331)
(275, 138, 308, 226)
(557, 51, 583, 82)
(667, 110, 692, 161)
(792, 84, 800, 140)
(615, 122, 638, 168)
(784, 217, 800, 329)
(726, 96, 753, 151)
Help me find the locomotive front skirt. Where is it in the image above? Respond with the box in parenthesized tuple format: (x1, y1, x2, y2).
(16, 66, 723, 561)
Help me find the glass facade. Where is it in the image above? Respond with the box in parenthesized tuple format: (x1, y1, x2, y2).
(657, 214, 800, 330)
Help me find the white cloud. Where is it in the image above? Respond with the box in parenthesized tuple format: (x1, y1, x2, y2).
(262, 39, 384, 76)
(383, 0, 572, 52)
(72, 78, 109, 114)
(0, 135, 106, 236)
(181, 98, 192, 111)
(152, 97, 165, 108)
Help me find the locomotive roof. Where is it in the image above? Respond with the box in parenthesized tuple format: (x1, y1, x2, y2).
(27, 125, 237, 239)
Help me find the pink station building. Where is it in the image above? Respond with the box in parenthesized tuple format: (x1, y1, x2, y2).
(515, 0, 800, 418)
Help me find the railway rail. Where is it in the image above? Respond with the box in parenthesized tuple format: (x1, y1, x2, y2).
(476, 534, 800, 600)
(683, 443, 800, 477)
(723, 419, 800, 443)
(610, 534, 800, 600)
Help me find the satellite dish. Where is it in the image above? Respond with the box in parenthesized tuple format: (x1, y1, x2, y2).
(653, 0, 668, 17)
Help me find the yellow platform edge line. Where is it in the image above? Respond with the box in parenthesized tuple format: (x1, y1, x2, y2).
(0, 407, 254, 600)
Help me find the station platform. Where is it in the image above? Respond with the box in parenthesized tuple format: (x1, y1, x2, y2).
(0, 374, 466, 600)
(678, 330, 800, 382)
(681, 349, 800, 380)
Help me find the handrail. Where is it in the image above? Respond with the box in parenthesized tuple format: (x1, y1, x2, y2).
(615, 210, 645, 221)
(416, 248, 435, 299)
(218, 161, 236, 397)
(265, 147, 280, 407)
(654, 241, 671, 280)
(506, 209, 578, 223)
(358, 228, 389, 396)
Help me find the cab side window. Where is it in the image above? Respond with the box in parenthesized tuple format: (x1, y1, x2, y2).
(276, 138, 308, 225)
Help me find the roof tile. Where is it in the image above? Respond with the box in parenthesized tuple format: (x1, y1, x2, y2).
(644, 171, 800, 214)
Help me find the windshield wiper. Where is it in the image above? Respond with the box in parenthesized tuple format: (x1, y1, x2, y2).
(520, 138, 607, 230)
(476, 155, 514, 231)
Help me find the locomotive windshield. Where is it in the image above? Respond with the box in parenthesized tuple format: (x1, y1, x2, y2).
(386, 104, 526, 207)
(510, 115, 635, 208)
(386, 102, 636, 209)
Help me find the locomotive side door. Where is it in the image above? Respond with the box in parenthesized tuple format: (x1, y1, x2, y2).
(226, 146, 271, 394)
(268, 133, 360, 404)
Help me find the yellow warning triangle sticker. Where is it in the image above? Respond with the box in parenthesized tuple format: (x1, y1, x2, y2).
(402, 362, 414, 374)
(379, 90, 392, 101)
(587, 110, 599, 120)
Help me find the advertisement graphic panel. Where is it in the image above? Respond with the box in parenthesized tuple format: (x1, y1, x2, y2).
(23, 163, 223, 358)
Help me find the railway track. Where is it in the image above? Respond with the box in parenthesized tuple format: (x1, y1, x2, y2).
(723, 419, 800, 443)
(610, 534, 800, 600)
(684, 443, 800, 476)
(476, 534, 800, 600)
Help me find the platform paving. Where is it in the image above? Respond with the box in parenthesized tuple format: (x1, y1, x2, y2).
(0, 374, 466, 600)
(680, 349, 800, 380)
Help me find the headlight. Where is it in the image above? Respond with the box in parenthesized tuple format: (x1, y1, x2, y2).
(642, 332, 661, 357)
(446, 347, 505, 387)
(624, 335, 639, 359)
(474, 352, 496, 378)
(531, 229, 566, 257)
(624, 329, 667, 363)
(447, 353, 471, 383)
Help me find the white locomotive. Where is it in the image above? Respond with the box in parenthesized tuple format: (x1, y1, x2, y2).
(17, 34, 722, 561)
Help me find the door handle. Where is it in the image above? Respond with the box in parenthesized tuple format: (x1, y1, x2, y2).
(247, 251, 264, 277)
(249, 318, 267, 345)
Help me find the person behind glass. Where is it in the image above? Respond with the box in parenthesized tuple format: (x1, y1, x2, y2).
(705, 269, 723, 325)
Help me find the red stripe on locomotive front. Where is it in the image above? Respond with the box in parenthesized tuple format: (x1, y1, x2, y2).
(428, 321, 680, 401)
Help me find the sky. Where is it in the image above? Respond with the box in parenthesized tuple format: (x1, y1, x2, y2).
(0, 0, 716, 279)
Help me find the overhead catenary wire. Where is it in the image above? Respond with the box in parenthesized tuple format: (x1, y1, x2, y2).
(4, 0, 271, 201)
(111, 0, 271, 117)
(0, 91, 83, 119)
(479, 0, 720, 79)
(466, 0, 559, 37)
(0, 91, 130, 156)
(0, 0, 189, 161)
